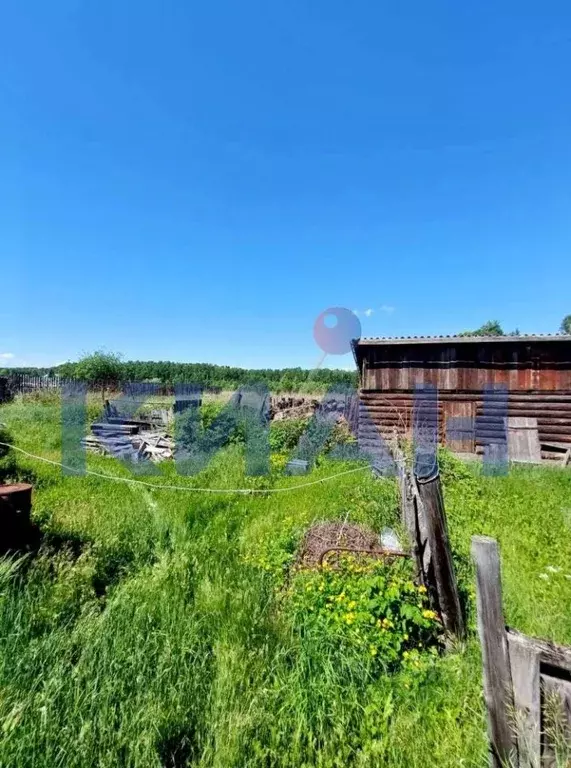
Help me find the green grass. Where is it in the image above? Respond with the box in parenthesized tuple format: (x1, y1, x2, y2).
(0, 397, 570, 767)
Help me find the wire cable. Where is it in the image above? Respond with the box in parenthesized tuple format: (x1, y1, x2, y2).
(0, 442, 370, 495)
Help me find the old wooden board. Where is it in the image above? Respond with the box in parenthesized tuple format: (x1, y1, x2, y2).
(471, 536, 517, 767)
(507, 417, 542, 463)
(541, 441, 571, 466)
(508, 630, 571, 766)
(444, 401, 475, 452)
(416, 472, 464, 638)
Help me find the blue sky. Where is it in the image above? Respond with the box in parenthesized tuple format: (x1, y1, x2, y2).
(2, 1, 571, 370)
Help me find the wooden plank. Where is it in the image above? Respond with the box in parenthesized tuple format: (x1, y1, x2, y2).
(508, 630, 571, 766)
(444, 401, 475, 452)
(507, 631, 541, 765)
(415, 471, 465, 638)
(471, 536, 517, 767)
(507, 630, 571, 674)
(507, 417, 542, 463)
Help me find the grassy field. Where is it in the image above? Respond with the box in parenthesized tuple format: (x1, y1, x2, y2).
(0, 395, 570, 767)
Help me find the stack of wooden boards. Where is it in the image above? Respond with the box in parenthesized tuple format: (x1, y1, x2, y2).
(82, 418, 174, 462)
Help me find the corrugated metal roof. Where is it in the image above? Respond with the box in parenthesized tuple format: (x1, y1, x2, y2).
(355, 334, 571, 345)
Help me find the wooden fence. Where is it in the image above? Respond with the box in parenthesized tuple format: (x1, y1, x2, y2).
(393, 440, 465, 638)
(8, 375, 70, 393)
(5, 375, 222, 397)
(393, 443, 570, 765)
(472, 536, 571, 767)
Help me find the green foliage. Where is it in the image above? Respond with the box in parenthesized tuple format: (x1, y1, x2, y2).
(73, 350, 123, 396)
(175, 401, 246, 463)
(458, 320, 504, 336)
(560, 314, 571, 334)
(5, 361, 358, 394)
(1, 399, 570, 766)
(324, 418, 358, 452)
(269, 418, 310, 452)
(285, 555, 441, 677)
(0, 423, 17, 484)
(457, 320, 528, 337)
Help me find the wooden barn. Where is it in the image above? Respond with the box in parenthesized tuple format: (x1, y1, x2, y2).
(352, 335, 571, 462)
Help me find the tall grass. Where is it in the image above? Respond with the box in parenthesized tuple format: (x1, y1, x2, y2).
(0, 398, 569, 766)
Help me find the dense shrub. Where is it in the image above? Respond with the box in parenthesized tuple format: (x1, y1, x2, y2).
(287, 554, 441, 677)
(269, 418, 310, 452)
(0, 424, 16, 484)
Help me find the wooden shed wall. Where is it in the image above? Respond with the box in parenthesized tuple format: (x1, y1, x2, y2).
(357, 340, 571, 456)
(360, 341, 571, 392)
(358, 391, 571, 456)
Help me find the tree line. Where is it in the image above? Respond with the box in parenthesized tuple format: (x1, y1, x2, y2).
(1, 352, 357, 394)
(458, 316, 571, 337)
(3, 316, 571, 393)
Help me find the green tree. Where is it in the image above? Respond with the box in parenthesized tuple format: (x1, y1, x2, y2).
(560, 315, 571, 334)
(74, 350, 123, 400)
(459, 320, 504, 337)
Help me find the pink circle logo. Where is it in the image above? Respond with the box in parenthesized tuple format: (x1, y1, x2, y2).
(313, 307, 361, 355)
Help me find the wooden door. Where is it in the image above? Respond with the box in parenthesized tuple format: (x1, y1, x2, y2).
(444, 401, 475, 453)
(506, 417, 542, 463)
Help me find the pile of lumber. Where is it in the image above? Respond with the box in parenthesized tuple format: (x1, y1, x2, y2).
(82, 420, 174, 463)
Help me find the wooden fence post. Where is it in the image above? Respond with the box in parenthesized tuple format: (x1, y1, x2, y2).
(391, 442, 427, 587)
(415, 469, 465, 638)
(471, 536, 517, 768)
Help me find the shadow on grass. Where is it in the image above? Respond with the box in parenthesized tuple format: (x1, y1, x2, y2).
(157, 723, 199, 768)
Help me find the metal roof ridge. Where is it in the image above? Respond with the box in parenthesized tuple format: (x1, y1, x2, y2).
(356, 334, 571, 343)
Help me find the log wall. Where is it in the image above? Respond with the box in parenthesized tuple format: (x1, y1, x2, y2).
(358, 390, 571, 459)
(360, 339, 571, 392)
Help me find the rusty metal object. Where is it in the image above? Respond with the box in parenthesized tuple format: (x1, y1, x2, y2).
(318, 545, 410, 568)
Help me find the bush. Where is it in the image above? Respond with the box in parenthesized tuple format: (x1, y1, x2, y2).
(269, 418, 309, 452)
(175, 402, 248, 467)
(286, 554, 442, 677)
(0, 424, 17, 484)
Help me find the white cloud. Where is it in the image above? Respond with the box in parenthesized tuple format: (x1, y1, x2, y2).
(380, 305, 395, 314)
(364, 308, 374, 317)
(351, 309, 360, 316)
(0, 352, 14, 360)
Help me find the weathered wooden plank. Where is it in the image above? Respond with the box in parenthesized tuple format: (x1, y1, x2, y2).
(507, 630, 571, 673)
(415, 471, 464, 638)
(507, 631, 541, 765)
(471, 536, 517, 767)
(444, 400, 475, 452)
(507, 629, 571, 766)
(507, 417, 542, 463)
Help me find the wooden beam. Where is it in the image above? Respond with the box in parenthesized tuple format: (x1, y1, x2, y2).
(471, 536, 517, 767)
(415, 471, 465, 638)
